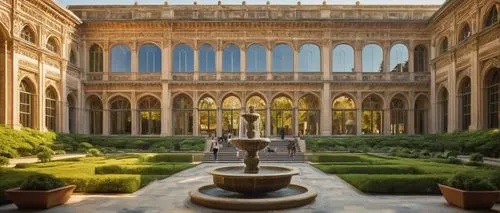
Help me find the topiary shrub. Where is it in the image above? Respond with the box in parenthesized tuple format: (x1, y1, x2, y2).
(37, 150, 53, 163)
(0, 156, 9, 167)
(469, 153, 484, 163)
(54, 150, 66, 155)
(34, 145, 54, 155)
(447, 172, 496, 191)
(147, 154, 192, 163)
(79, 142, 93, 150)
(446, 156, 462, 165)
(20, 174, 66, 191)
(86, 148, 103, 157)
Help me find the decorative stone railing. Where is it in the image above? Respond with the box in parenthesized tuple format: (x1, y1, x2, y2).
(199, 73, 217, 81)
(172, 72, 193, 81)
(272, 73, 294, 81)
(298, 72, 322, 81)
(220, 72, 241, 81)
(246, 73, 268, 81)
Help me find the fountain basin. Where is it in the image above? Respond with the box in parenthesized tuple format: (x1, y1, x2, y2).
(209, 166, 299, 195)
(229, 138, 271, 153)
(189, 183, 317, 211)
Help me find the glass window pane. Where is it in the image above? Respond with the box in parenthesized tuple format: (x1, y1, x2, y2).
(111, 45, 131, 72)
(199, 44, 215, 73)
(332, 44, 354, 72)
(223, 45, 241, 72)
(390, 44, 409, 72)
(139, 44, 162, 73)
(246, 44, 266, 72)
(272, 44, 293, 72)
(362, 44, 383, 73)
(298, 44, 320, 72)
(173, 44, 194, 73)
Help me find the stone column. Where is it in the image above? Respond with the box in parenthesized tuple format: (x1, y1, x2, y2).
(320, 83, 332, 135)
(383, 41, 391, 81)
(266, 44, 272, 80)
(429, 40, 437, 133)
(161, 83, 171, 136)
(408, 40, 415, 81)
(11, 44, 20, 129)
(321, 41, 331, 81)
(470, 42, 480, 130)
(240, 45, 246, 80)
(61, 62, 69, 133)
(82, 41, 88, 80)
(38, 55, 46, 131)
(266, 106, 271, 136)
(448, 55, 457, 132)
(131, 92, 138, 135)
(407, 92, 415, 135)
(293, 106, 298, 136)
(354, 41, 363, 80)
(383, 92, 390, 135)
(162, 40, 172, 80)
(103, 42, 110, 81)
(77, 82, 85, 134)
(193, 107, 199, 136)
(216, 107, 222, 137)
(293, 46, 299, 81)
(216, 44, 222, 80)
(131, 42, 138, 80)
(193, 45, 199, 81)
(102, 93, 110, 135)
(356, 91, 363, 136)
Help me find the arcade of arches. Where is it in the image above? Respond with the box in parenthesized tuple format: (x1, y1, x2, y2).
(0, 0, 498, 137)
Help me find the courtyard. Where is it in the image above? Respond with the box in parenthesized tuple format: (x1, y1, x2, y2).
(1, 162, 499, 213)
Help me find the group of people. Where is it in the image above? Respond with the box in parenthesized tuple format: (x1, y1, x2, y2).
(210, 131, 233, 161)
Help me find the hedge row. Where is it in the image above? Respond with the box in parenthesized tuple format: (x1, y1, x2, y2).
(339, 174, 449, 194)
(95, 164, 193, 175)
(0, 127, 56, 158)
(315, 165, 418, 174)
(60, 175, 141, 193)
(306, 129, 500, 157)
(140, 154, 193, 163)
(313, 155, 369, 163)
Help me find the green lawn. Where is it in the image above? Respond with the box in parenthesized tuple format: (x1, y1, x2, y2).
(312, 153, 500, 194)
(0, 154, 196, 205)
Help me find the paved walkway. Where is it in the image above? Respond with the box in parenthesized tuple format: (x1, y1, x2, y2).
(1, 163, 499, 213)
(6, 154, 86, 168)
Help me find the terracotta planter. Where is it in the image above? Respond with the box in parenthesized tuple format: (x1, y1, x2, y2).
(438, 184, 500, 210)
(4, 185, 76, 209)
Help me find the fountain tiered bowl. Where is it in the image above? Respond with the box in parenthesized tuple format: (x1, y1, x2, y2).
(189, 106, 317, 211)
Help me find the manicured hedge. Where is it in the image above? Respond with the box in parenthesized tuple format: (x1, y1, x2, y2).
(60, 175, 141, 193)
(56, 134, 205, 152)
(142, 154, 193, 163)
(315, 165, 418, 174)
(0, 127, 56, 158)
(0, 169, 36, 205)
(339, 174, 449, 194)
(95, 164, 194, 175)
(306, 129, 500, 157)
(313, 154, 368, 163)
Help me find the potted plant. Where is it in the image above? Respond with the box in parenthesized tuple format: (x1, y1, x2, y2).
(4, 174, 76, 209)
(439, 172, 500, 210)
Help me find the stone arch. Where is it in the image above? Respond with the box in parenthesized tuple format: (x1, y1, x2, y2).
(388, 93, 410, 109)
(106, 93, 132, 108)
(244, 92, 269, 108)
(362, 93, 385, 108)
(332, 92, 358, 108)
(219, 92, 242, 107)
(136, 93, 162, 108)
(19, 75, 38, 94)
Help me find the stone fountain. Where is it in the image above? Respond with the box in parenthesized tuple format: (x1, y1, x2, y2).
(189, 106, 317, 211)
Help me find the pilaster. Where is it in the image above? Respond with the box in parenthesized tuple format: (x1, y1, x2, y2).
(131, 92, 138, 135)
(131, 41, 138, 80)
(448, 54, 457, 132)
(470, 42, 479, 130)
(266, 44, 272, 80)
(356, 91, 362, 135)
(321, 41, 331, 81)
(320, 83, 332, 135)
(38, 55, 45, 131)
(162, 40, 171, 80)
(240, 45, 246, 80)
(193, 47, 199, 81)
(161, 83, 171, 136)
(266, 106, 271, 136)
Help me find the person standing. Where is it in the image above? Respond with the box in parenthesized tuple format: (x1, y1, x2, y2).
(210, 137, 219, 161)
(280, 128, 285, 140)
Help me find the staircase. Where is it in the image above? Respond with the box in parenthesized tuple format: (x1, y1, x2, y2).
(203, 138, 305, 162)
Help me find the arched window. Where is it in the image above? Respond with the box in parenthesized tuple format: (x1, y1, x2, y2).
(199, 96, 216, 136)
(246, 44, 266, 72)
(87, 96, 103, 134)
(222, 96, 241, 137)
(223, 45, 241, 72)
(111, 45, 131, 72)
(440, 37, 449, 54)
(271, 96, 293, 136)
(414, 45, 427, 72)
(414, 96, 429, 135)
(298, 44, 320, 72)
(272, 44, 293, 72)
(390, 97, 407, 135)
(332, 44, 354, 72)
(69, 50, 77, 65)
(485, 6, 499, 28)
(67, 95, 76, 134)
(139, 44, 161, 73)
(199, 44, 216, 73)
(173, 94, 193, 135)
(20, 26, 35, 43)
(332, 95, 356, 135)
(459, 77, 471, 131)
(45, 87, 58, 131)
(362, 95, 383, 135)
(19, 79, 35, 128)
(390, 44, 408, 72)
(438, 88, 449, 133)
(246, 95, 267, 136)
(46, 37, 58, 53)
(110, 97, 131, 134)
(459, 23, 472, 42)
(89, 44, 103, 73)
(362, 44, 383, 72)
(298, 94, 320, 135)
(138, 96, 161, 135)
(486, 68, 499, 129)
(173, 44, 194, 73)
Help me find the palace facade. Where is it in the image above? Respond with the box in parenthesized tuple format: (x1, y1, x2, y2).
(0, 0, 498, 137)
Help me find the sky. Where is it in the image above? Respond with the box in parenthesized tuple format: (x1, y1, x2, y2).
(56, 0, 446, 6)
